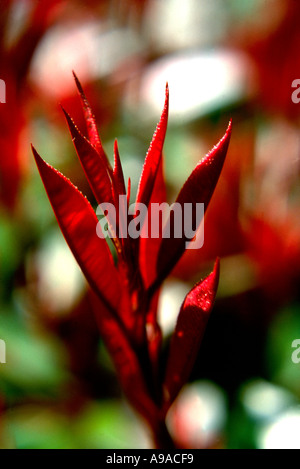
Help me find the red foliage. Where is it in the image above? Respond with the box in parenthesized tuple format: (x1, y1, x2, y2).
(0, 0, 64, 209)
(32, 76, 231, 447)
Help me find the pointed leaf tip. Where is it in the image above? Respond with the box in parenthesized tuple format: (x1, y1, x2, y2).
(186, 257, 220, 312)
(165, 81, 169, 98)
(62, 107, 113, 207)
(135, 85, 169, 210)
(113, 139, 126, 198)
(71, 72, 112, 175)
(72, 70, 83, 93)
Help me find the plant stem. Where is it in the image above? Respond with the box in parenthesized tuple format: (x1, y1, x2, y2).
(152, 419, 176, 449)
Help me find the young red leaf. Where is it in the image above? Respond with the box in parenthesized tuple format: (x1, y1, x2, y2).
(63, 109, 113, 207)
(162, 258, 220, 410)
(135, 84, 169, 211)
(139, 156, 167, 289)
(32, 146, 122, 316)
(153, 121, 231, 289)
(72, 71, 112, 173)
(112, 140, 127, 238)
(113, 139, 126, 200)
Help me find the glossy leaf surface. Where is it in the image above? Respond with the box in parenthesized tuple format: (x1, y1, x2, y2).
(162, 258, 220, 409)
(33, 147, 121, 315)
(154, 121, 231, 288)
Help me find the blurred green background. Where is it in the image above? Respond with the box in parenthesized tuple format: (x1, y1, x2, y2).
(1, 0, 300, 448)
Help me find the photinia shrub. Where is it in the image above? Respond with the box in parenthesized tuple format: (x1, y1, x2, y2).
(32, 74, 231, 448)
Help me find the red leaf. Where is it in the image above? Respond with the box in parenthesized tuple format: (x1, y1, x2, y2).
(154, 121, 231, 289)
(32, 146, 122, 315)
(72, 71, 112, 174)
(63, 109, 113, 207)
(112, 140, 127, 238)
(162, 258, 220, 410)
(135, 83, 169, 211)
(139, 156, 167, 289)
(113, 139, 126, 199)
